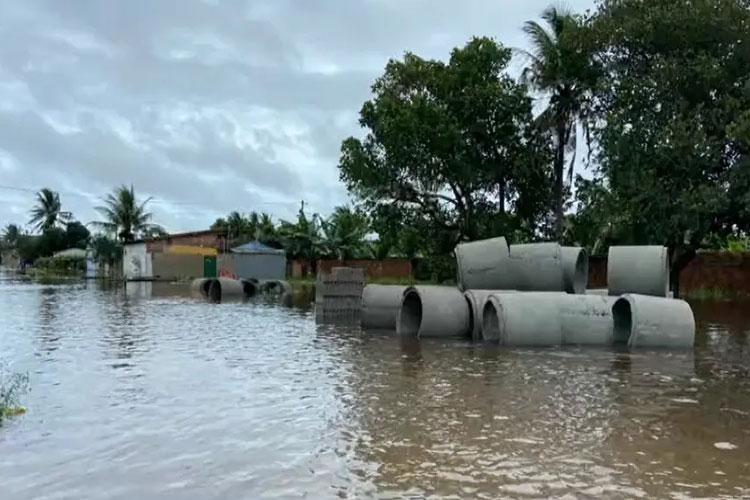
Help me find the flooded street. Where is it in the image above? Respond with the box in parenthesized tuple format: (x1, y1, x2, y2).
(1, 272, 749, 499)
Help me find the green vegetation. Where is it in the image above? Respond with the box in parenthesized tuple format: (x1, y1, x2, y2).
(0, 366, 29, 423)
(94, 185, 163, 243)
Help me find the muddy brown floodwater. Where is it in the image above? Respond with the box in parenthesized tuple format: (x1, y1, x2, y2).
(1, 272, 749, 499)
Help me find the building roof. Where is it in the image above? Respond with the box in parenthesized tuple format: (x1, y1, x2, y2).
(123, 229, 228, 246)
(231, 240, 286, 255)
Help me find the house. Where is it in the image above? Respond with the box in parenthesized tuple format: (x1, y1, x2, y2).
(218, 241, 286, 280)
(123, 229, 228, 281)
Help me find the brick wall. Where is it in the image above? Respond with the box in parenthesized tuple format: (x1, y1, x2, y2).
(146, 232, 228, 253)
(289, 259, 413, 279)
(586, 251, 750, 294)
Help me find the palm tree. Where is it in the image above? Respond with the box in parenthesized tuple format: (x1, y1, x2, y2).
(225, 211, 248, 240)
(321, 206, 369, 259)
(519, 5, 596, 239)
(278, 202, 323, 274)
(28, 188, 69, 232)
(94, 185, 162, 243)
(1, 224, 21, 249)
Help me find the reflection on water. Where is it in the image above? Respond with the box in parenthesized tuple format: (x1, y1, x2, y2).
(1, 270, 749, 499)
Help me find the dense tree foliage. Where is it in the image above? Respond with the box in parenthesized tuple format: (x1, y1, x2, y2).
(339, 37, 553, 256)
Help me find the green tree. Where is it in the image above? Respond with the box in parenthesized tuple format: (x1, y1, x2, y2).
(28, 188, 70, 232)
(63, 221, 90, 250)
(339, 37, 552, 246)
(520, 5, 598, 239)
(583, 0, 750, 295)
(278, 202, 323, 274)
(88, 234, 123, 269)
(1, 224, 21, 249)
(321, 206, 369, 259)
(94, 185, 162, 243)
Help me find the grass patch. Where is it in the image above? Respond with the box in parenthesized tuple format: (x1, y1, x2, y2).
(683, 288, 750, 301)
(0, 367, 29, 423)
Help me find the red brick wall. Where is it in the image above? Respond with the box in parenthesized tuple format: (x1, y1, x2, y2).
(289, 259, 413, 279)
(586, 251, 750, 294)
(146, 232, 228, 253)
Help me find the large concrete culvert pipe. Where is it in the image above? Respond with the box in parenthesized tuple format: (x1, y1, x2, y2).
(397, 286, 471, 338)
(612, 294, 695, 348)
(239, 278, 258, 297)
(463, 289, 517, 341)
(454, 237, 512, 291)
(608, 246, 670, 297)
(190, 278, 215, 297)
(561, 247, 588, 294)
(481, 293, 618, 346)
(208, 277, 247, 302)
(508, 243, 566, 292)
(361, 285, 409, 331)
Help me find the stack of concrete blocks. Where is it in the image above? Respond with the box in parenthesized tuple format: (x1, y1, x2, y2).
(315, 267, 365, 323)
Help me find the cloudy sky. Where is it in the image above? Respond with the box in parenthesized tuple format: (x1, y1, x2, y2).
(0, 0, 593, 233)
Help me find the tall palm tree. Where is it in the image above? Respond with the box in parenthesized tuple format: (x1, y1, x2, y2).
(519, 5, 595, 239)
(94, 185, 162, 243)
(1, 223, 21, 249)
(28, 188, 69, 232)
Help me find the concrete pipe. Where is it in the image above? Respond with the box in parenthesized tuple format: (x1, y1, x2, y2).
(454, 237, 512, 291)
(208, 277, 247, 302)
(463, 289, 517, 341)
(561, 247, 588, 294)
(397, 286, 471, 339)
(482, 293, 563, 346)
(608, 246, 670, 297)
(612, 294, 695, 348)
(259, 279, 293, 295)
(508, 243, 565, 291)
(190, 278, 214, 297)
(239, 279, 258, 297)
(361, 285, 409, 331)
(482, 293, 617, 346)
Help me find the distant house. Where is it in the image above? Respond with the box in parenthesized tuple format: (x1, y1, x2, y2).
(122, 229, 229, 281)
(218, 241, 286, 280)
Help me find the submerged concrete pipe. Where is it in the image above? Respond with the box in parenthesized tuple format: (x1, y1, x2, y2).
(482, 293, 617, 346)
(190, 278, 214, 297)
(463, 289, 517, 341)
(397, 286, 471, 339)
(608, 246, 670, 297)
(509, 242, 565, 291)
(561, 247, 588, 294)
(208, 277, 247, 302)
(361, 285, 409, 331)
(612, 294, 695, 348)
(239, 279, 258, 297)
(482, 293, 563, 346)
(454, 237, 513, 291)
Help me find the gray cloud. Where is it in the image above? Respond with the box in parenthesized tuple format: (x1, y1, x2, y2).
(0, 0, 593, 232)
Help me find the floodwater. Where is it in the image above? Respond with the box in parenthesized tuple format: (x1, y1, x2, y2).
(1, 271, 749, 499)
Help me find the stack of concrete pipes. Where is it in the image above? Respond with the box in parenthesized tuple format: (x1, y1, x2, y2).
(360, 239, 695, 348)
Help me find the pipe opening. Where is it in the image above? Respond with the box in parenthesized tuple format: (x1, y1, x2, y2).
(241, 280, 257, 297)
(398, 290, 423, 337)
(481, 300, 501, 342)
(574, 250, 588, 294)
(200, 279, 213, 296)
(208, 280, 221, 303)
(612, 298, 633, 344)
(465, 296, 475, 337)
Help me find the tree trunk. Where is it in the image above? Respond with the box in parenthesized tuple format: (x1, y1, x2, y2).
(498, 176, 506, 215)
(670, 246, 697, 299)
(554, 119, 566, 241)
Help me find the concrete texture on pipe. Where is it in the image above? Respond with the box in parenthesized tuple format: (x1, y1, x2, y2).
(508, 243, 565, 291)
(397, 286, 471, 338)
(482, 293, 563, 346)
(612, 294, 695, 348)
(454, 237, 512, 291)
(561, 246, 588, 294)
(482, 293, 617, 346)
(208, 277, 247, 302)
(463, 289, 517, 341)
(259, 279, 292, 295)
(361, 285, 409, 331)
(608, 246, 670, 297)
(190, 278, 214, 297)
